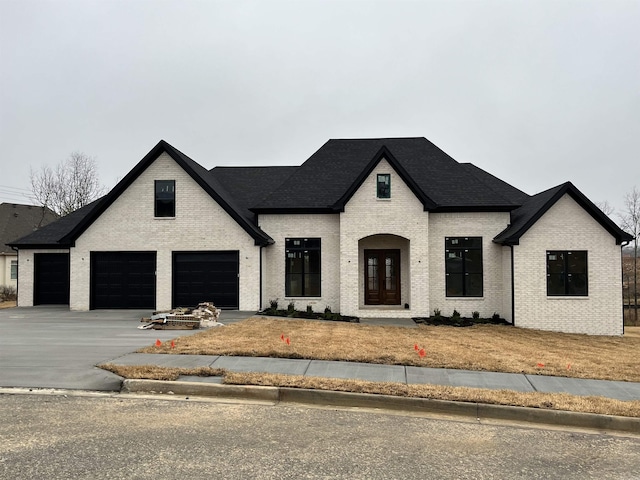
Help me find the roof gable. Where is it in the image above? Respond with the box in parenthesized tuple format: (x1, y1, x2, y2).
(493, 182, 633, 245)
(252, 137, 525, 213)
(58, 140, 273, 247)
(331, 146, 437, 211)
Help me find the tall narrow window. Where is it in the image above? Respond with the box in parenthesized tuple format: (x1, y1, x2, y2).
(155, 180, 175, 217)
(377, 174, 391, 199)
(10, 260, 17, 280)
(445, 237, 483, 297)
(547, 251, 588, 296)
(285, 238, 321, 297)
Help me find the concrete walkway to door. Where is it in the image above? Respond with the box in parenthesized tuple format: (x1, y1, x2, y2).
(0, 306, 250, 391)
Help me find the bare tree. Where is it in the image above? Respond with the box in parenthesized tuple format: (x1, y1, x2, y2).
(620, 186, 639, 324)
(30, 152, 106, 216)
(596, 200, 615, 217)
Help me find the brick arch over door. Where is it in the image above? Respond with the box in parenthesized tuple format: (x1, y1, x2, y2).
(358, 234, 410, 308)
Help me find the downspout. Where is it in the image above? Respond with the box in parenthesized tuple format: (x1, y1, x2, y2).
(11, 246, 19, 306)
(259, 245, 264, 312)
(621, 240, 631, 335)
(510, 244, 515, 326)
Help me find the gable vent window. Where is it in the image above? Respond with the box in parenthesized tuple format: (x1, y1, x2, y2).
(377, 174, 391, 199)
(445, 237, 483, 297)
(155, 180, 175, 217)
(547, 251, 588, 296)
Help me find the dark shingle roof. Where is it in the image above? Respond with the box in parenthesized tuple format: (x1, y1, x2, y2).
(8, 200, 99, 248)
(493, 182, 633, 245)
(253, 138, 524, 212)
(209, 166, 298, 221)
(0, 203, 59, 252)
(21, 138, 626, 251)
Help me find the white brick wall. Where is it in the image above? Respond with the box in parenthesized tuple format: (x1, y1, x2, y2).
(69, 153, 261, 311)
(339, 159, 430, 318)
(259, 213, 340, 313)
(428, 212, 511, 319)
(16, 248, 69, 306)
(513, 194, 623, 335)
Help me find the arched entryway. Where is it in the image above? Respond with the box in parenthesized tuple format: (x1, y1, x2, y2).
(359, 234, 410, 308)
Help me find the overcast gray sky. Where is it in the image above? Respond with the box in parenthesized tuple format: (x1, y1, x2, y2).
(1, 0, 638, 218)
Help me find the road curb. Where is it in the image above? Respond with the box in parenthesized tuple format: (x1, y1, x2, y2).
(121, 379, 280, 402)
(121, 380, 640, 434)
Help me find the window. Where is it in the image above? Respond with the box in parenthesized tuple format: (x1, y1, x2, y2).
(155, 180, 175, 217)
(377, 174, 390, 199)
(285, 238, 321, 297)
(10, 260, 17, 280)
(547, 251, 588, 296)
(445, 237, 483, 297)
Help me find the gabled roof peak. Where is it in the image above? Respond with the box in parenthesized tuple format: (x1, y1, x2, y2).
(494, 181, 632, 245)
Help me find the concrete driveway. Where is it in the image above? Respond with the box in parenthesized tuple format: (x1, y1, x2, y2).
(0, 306, 253, 391)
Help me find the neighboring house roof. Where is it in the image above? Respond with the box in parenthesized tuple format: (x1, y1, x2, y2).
(0, 203, 58, 253)
(493, 182, 633, 246)
(252, 138, 526, 213)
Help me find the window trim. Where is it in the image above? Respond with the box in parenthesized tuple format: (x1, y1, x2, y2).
(10, 260, 17, 280)
(445, 236, 483, 297)
(155, 180, 175, 218)
(285, 238, 321, 297)
(377, 174, 391, 199)
(546, 250, 588, 297)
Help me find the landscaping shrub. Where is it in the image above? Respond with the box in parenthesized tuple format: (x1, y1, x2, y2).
(0, 285, 17, 302)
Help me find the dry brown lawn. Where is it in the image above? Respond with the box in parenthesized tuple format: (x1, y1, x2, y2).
(101, 364, 640, 418)
(0, 301, 16, 309)
(139, 317, 640, 382)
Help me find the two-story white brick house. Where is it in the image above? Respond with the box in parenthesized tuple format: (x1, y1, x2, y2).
(10, 138, 632, 335)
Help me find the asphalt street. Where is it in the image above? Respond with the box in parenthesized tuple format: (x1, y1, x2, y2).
(1, 392, 638, 480)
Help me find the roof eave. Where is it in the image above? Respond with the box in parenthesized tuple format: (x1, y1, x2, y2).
(430, 205, 519, 213)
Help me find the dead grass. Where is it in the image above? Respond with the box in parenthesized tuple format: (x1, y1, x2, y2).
(101, 364, 640, 418)
(100, 364, 225, 381)
(139, 317, 640, 382)
(625, 326, 640, 339)
(0, 300, 16, 309)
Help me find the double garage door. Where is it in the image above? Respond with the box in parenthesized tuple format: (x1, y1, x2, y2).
(90, 251, 238, 309)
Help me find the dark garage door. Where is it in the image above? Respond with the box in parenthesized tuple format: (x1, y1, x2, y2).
(173, 251, 239, 309)
(34, 253, 70, 305)
(91, 252, 156, 309)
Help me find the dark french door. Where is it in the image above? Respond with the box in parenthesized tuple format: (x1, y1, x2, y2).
(364, 249, 400, 305)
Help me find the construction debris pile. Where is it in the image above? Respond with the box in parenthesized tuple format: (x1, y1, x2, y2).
(139, 302, 223, 330)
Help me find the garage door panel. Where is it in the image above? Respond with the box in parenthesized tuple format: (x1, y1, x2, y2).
(173, 252, 239, 309)
(34, 253, 70, 305)
(91, 252, 156, 309)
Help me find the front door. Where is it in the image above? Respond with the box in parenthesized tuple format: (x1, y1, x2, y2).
(365, 249, 400, 305)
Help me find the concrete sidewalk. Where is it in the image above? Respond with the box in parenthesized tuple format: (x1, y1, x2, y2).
(106, 352, 640, 402)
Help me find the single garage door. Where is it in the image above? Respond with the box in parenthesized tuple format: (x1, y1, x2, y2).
(91, 252, 156, 309)
(173, 251, 239, 309)
(34, 253, 70, 305)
